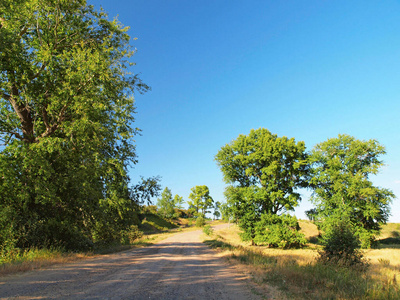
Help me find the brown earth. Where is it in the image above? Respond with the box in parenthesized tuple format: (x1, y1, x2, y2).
(0, 224, 265, 300)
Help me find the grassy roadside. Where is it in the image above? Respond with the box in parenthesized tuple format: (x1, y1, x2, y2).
(204, 222, 400, 299)
(0, 217, 199, 277)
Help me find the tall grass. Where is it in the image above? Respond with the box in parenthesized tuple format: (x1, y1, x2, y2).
(205, 224, 400, 299)
(0, 246, 90, 276)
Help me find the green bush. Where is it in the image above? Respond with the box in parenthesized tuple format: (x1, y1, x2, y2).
(253, 213, 307, 248)
(195, 216, 206, 227)
(318, 219, 367, 269)
(203, 224, 214, 236)
(120, 225, 143, 244)
(356, 228, 377, 249)
(141, 205, 158, 214)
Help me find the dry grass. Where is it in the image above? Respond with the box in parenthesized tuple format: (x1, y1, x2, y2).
(205, 223, 400, 299)
(378, 223, 400, 239)
(298, 220, 319, 239)
(0, 248, 92, 277)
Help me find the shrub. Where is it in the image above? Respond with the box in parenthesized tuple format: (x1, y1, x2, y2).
(253, 213, 307, 248)
(141, 205, 158, 215)
(356, 228, 377, 249)
(195, 216, 206, 227)
(203, 225, 214, 236)
(391, 231, 400, 238)
(318, 219, 367, 269)
(120, 225, 143, 244)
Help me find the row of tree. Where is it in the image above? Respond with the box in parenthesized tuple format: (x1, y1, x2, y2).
(156, 185, 221, 220)
(215, 128, 394, 248)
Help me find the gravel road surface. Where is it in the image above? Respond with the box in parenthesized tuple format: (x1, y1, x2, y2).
(0, 224, 261, 299)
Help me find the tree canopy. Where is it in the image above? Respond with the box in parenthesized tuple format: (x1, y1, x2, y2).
(0, 0, 149, 250)
(215, 128, 309, 214)
(309, 134, 394, 247)
(156, 187, 184, 219)
(188, 185, 214, 217)
(215, 128, 308, 246)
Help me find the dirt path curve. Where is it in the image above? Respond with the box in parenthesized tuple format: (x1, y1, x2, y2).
(0, 224, 261, 300)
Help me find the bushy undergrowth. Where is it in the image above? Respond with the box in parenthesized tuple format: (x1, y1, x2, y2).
(195, 216, 206, 227)
(203, 225, 214, 236)
(120, 225, 143, 244)
(0, 246, 65, 266)
(253, 214, 307, 248)
(318, 219, 368, 269)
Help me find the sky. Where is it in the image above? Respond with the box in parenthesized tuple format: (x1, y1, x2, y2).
(91, 0, 400, 222)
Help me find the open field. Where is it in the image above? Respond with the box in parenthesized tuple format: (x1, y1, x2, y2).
(204, 222, 400, 299)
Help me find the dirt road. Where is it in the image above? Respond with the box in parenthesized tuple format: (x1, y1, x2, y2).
(0, 224, 261, 299)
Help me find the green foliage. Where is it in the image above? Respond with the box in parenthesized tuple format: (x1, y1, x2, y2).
(215, 128, 309, 245)
(120, 225, 143, 245)
(213, 201, 221, 220)
(141, 205, 158, 215)
(220, 201, 234, 222)
(318, 219, 367, 269)
(195, 216, 206, 227)
(188, 185, 214, 217)
(203, 224, 214, 236)
(0, 246, 64, 266)
(130, 176, 162, 206)
(309, 134, 394, 248)
(215, 128, 309, 214)
(253, 214, 307, 248)
(156, 187, 184, 219)
(224, 186, 264, 241)
(0, 0, 150, 250)
(305, 208, 318, 222)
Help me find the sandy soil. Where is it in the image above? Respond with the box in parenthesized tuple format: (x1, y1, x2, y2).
(0, 224, 263, 300)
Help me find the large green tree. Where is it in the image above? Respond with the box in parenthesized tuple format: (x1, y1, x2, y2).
(309, 134, 394, 247)
(0, 0, 148, 250)
(188, 185, 214, 217)
(215, 128, 309, 244)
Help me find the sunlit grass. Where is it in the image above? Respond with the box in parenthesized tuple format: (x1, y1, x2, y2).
(0, 247, 91, 277)
(378, 223, 400, 239)
(205, 224, 400, 299)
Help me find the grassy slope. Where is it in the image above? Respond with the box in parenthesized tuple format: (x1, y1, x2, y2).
(139, 213, 179, 232)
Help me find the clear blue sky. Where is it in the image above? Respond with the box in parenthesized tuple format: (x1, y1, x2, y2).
(92, 0, 400, 222)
